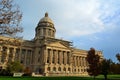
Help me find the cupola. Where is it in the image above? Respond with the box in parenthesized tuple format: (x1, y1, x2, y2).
(35, 12, 56, 39)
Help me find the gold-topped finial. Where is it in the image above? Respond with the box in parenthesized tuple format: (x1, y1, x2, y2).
(45, 12, 48, 17)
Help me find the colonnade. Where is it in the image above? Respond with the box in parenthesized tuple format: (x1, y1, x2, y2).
(0, 46, 16, 64)
(37, 27, 55, 38)
(45, 49, 71, 65)
(73, 56, 87, 67)
(0, 46, 33, 67)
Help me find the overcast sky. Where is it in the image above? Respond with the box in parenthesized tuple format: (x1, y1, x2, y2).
(14, 0, 120, 62)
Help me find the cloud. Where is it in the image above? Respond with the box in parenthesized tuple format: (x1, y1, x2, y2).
(45, 0, 105, 38)
(15, 0, 120, 40)
(50, 0, 120, 39)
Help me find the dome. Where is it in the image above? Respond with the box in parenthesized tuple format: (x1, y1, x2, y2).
(39, 12, 54, 24)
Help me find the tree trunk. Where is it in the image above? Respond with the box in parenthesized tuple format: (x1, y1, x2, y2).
(104, 75, 107, 80)
(94, 76, 96, 80)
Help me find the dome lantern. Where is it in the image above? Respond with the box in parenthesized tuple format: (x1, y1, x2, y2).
(45, 12, 48, 17)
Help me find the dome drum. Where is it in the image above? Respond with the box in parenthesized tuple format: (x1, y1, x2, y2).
(38, 22, 54, 28)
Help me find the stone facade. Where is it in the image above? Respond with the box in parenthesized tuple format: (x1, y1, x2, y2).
(0, 13, 103, 76)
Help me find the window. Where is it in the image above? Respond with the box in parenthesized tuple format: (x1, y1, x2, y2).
(48, 29, 51, 37)
(58, 67, 61, 71)
(47, 67, 51, 71)
(47, 49, 50, 63)
(43, 28, 46, 35)
(53, 67, 56, 71)
(63, 67, 66, 71)
(68, 67, 71, 71)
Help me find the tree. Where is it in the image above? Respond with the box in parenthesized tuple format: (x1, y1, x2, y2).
(7, 61, 24, 73)
(86, 48, 100, 80)
(100, 59, 112, 80)
(116, 53, 120, 62)
(0, 0, 23, 37)
(108, 61, 120, 74)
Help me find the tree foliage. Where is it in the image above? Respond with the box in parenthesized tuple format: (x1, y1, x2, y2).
(0, 0, 23, 37)
(100, 59, 112, 80)
(86, 48, 100, 79)
(7, 61, 24, 73)
(116, 53, 120, 62)
(109, 63, 120, 74)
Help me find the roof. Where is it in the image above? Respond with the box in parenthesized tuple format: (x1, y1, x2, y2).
(39, 12, 54, 24)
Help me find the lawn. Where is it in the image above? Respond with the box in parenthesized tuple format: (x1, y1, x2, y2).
(0, 75, 120, 80)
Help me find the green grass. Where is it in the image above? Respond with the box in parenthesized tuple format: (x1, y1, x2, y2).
(0, 75, 120, 80)
(0, 77, 101, 80)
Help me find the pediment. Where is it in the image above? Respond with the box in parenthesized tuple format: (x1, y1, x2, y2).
(48, 42, 68, 48)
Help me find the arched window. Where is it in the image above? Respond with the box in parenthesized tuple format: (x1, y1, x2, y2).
(58, 67, 61, 71)
(53, 67, 56, 71)
(68, 67, 71, 71)
(47, 67, 51, 71)
(74, 69, 76, 72)
(63, 67, 66, 71)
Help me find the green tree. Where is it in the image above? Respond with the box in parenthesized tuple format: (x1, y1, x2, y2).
(116, 53, 120, 62)
(7, 61, 24, 73)
(86, 48, 100, 80)
(100, 59, 112, 80)
(0, 0, 23, 37)
(109, 62, 120, 74)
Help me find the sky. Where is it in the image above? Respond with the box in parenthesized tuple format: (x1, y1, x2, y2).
(14, 0, 120, 62)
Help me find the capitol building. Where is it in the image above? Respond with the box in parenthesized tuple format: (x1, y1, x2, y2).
(0, 13, 103, 76)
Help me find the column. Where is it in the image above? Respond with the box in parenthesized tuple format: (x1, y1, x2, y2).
(30, 50, 33, 64)
(46, 29, 48, 37)
(12, 48, 16, 62)
(53, 50, 55, 64)
(83, 57, 86, 66)
(56, 50, 58, 64)
(76, 56, 78, 66)
(67, 52, 69, 64)
(5, 47, 9, 64)
(55, 50, 58, 64)
(68, 52, 71, 65)
(53, 30, 55, 37)
(82, 57, 84, 66)
(81, 56, 83, 67)
(62, 51, 64, 64)
(58, 51, 60, 64)
(80, 57, 82, 67)
(83, 57, 85, 66)
(50, 49, 53, 64)
(60, 51, 63, 64)
(79, 57, 81, 66)
(19, 48, 22, 63)
(77, 56, 80, 66)
(0, 47, 2, 63)
(44, 49, 48, 63)
(62, 51, 65, 64)
(74, 56, 76, 66)
(64, 51, 67, 64)
(24, 49, 27, 65)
